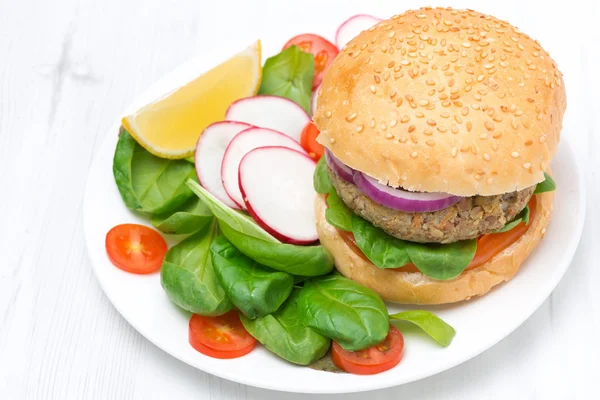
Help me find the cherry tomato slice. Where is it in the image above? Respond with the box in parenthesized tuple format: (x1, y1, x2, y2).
(332, 325, 404, 375)
(283, 34, 339, 89)
(105, 223, 168, 274)
(189, 310, 256, 359)
(300, 122, 324, 160)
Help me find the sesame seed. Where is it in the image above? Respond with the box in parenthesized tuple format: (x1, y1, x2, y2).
(451, 124, 458, 133)
(399, 136, 407, 143)
(424, 129, 432, 136)
(426, 140, 436, 146)
(461, 107, 469, 116)
(408, 125, 416, 132)
(346, 113, 357, 122)
(396, 98, 403, 107)
(483, 153, 491, 161)
(370, 118, 376, 128)
(438, 84, 446, 92)
(369, 85, 377, 94)
(410, 151, 418, 158)
(330, 138, 336, 144)
(452, 147, 458, 157)
(406, 94, 414, 101)
(514, 110, 524, 116)
(401, 116, 410, 123)
(523, 162, 531, 169)
(477, 74, 485, 82)
(381, 122, 387, 130)
(539, 136, 547, 143)
(356, 125, 364, 132)
(441, 112, 450, 118)
(325, 111, 332, 118)
(487, 177, 493, 184)
(485, 121, 495, 131)
(390, 119, 398, 127)
(493, 131, 503, 138)
(472, 104, 480, 110)
(462, 42, 471, 48)
(416, 112, 424, 118)
(437, 126, 447, 132)
(442, 101, 451, 107)
(480, 133, 488, 139)
(420, 100, 430, 106)
(426, 79, 435, 86)
(511, 151, 519, 158)
(466, 121, 472, 131)
(385, 133, 394, 139)
(427, 119, 436, 126)
(374, 75, 381, 84)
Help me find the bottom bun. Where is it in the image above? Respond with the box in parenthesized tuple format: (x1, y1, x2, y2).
(315, 190, 554, 305)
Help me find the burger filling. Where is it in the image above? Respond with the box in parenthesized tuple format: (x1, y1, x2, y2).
(328, 167, 535, 244)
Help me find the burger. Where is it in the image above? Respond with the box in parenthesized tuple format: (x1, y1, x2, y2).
(313, 7, 565, 304)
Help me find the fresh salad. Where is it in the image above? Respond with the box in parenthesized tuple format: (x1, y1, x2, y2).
(106, 15, 458, 375)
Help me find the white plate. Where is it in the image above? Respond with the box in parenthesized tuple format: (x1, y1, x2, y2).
(83, 42, 586, 394)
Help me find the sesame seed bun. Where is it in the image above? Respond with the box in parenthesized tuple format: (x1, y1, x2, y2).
(314, 7, 566, 196)
(315, 188, 554, 304)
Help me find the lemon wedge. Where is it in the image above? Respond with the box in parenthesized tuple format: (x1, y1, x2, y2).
(122, 40, 262, 159)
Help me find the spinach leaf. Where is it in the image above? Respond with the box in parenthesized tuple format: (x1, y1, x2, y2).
(185, 156, 195, 164)
(405, 239, 477, 280)
(258, 46, 314, 113)
(298, 275, 389, 351)
(352, 215, 411, 268)
(534, 172, 556, 194)
(210, 235, 293, 319)
(325, 188, 353, 231)
(151, 196, 212, 235)
(240, 289, 331, 365)
(187, 179, 334, 277)
(494, 205, 530, 233)
(186, 179, 274, 241)
(113, 130, 196, 214)
(389, 310, 456, 347)
(160, 220, 232, 316)
(314, 157, 333, 194)
(219, 223, 334, 277)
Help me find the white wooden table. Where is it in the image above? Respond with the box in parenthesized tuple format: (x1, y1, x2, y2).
(1, 0, 598, 398)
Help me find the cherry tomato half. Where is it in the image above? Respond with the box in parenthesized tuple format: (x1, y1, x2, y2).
(105, 223, 168, 274)
(189, 310, 256, 359)
(300, 122, 325, 160)
(332, 325, 404, 375)
(283, 34, 339, 89)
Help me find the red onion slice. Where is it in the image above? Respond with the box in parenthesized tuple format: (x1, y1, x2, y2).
(325, 149, 354, 183)
(353, 171, 461, 212)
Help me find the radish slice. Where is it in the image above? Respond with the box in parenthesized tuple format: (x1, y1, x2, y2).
(353, 171, 462, 212)
(225, 95, 310, 142)
(311, 84, 320, 116)
(325, 149, 354, 183)
(195, 121, 253, 209)
(335, 15, 382, 49)
(239, 146, 318, 244)
(221, 127, 306, 209)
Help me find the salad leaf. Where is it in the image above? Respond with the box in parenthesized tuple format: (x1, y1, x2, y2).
(151, 196, 213, 235)
(494, 205, 530, 233)
(219, 223, 334, 277)
(185, 156, 195, 164)
(258, 46, 314, 113)
(187, 179, 334, 277)
(534, 172, 556, 194)
(405, 239, 477, 280)
(210, 235, 293, 319)
(160, 220, 232, 316)
(313, 157, 333, 194)
(352, 215, 411, 268)
(389, 310, 456, 347)
(298, 275, 389, 351)
(113, 131, 196, 214)
(240, 289, 331, 365)
(325, 188, 353, 231)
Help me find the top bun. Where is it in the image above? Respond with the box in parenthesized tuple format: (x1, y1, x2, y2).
(314, 7, 566, 196)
